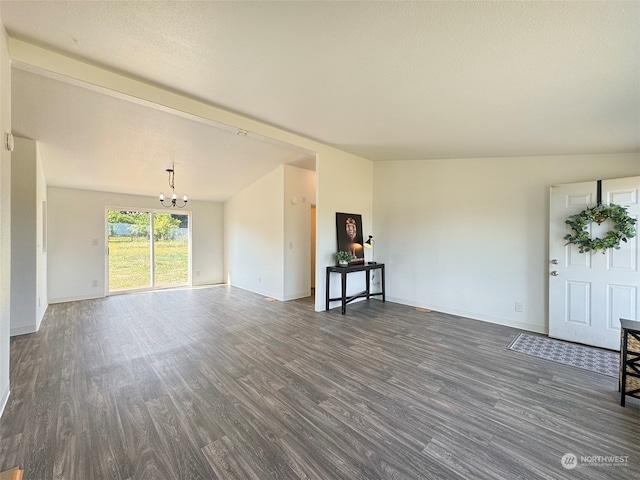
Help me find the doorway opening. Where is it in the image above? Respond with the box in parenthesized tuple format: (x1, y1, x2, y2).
(107, 209, 191, 293)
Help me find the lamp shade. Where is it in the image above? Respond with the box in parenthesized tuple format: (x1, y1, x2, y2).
(364, 235, 375, 263)
(364, 235, 373, 247)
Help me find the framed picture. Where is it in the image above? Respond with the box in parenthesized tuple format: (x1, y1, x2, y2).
(336, 212, 365, 265)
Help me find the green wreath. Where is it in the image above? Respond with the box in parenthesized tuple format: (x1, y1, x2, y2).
(564, 203, 637, 254)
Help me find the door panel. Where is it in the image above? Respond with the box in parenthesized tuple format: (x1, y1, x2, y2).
(608, 285, 636, 330)
(154, 213, 190, 288)
(566, 281, 590, 325)
(108, 210, 190, 293)
(108, 210, 152, 291)
(549, 177, 640, 350)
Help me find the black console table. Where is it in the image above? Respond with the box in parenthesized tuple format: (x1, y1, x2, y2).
(325, 263, 385, 314)
(620, 318, 640, 406)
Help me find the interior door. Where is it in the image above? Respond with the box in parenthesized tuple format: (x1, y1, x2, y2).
(549, 177, 640, 350)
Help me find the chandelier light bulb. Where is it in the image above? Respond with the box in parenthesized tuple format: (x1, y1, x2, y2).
(159, 163, 188, 208)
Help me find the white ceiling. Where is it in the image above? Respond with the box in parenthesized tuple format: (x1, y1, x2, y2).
(11, 67, 315, 201)
(2, 1, 639, 200)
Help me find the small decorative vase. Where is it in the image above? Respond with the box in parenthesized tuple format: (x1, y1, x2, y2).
(338, 261, 348, 267)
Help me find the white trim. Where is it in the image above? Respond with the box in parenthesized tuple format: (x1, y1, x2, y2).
(386, 296, 548, 334)
(10, 325, 38, 337)
(230, 284, 281, 301)
(49, 293, 104, 304)
(36, 306, 45, 332)
(0, 382, 9, 419)
(283, 291, 312, 301)
(192, 280, 226, 287)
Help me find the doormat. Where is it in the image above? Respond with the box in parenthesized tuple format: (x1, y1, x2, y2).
(508, 333, 618, 377)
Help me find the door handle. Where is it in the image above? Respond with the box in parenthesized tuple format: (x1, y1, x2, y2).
(550, 271, 559, 276)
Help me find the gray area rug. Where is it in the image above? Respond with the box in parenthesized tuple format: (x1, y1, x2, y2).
(508, 333, 618, 377)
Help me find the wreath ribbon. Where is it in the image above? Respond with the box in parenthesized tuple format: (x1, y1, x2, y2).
(564, 203, 637, 254)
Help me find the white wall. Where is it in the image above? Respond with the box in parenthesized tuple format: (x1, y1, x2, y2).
(374, 153, 640, 333)
(225, 165, 318, 301)
(10, 137, 47, 335)
(225, 166, 285, 299)
(284, 165, 316, 300)
(0, 18, 11, 417)
(47, 187, 224, 303)
(315, 152, 374, 311)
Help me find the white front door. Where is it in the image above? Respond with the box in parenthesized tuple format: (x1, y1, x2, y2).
(549, 176, 640, 350)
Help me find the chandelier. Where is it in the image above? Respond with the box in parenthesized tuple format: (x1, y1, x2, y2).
(159, 163, 188, 208)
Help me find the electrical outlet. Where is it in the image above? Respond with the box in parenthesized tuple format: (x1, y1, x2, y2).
(92, 280, 99, 288)
(515, 301, 523, 312)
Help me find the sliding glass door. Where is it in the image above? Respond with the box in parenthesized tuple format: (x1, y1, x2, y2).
(153, 213, 189, 288)
(108, 210, 190, 293)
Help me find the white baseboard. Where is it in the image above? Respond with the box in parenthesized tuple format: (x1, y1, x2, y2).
(10, 325, 37, 337)
(192, 280, 225, 287)
(283, 291, 311, 301)
(386, 296, 548, 334)
(48, 293, 103, 304)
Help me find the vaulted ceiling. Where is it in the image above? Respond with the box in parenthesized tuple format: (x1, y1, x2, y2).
(2, 1, 639, 200)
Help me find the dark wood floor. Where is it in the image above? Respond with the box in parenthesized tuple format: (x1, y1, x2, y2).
(1, 286, 639, 479)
